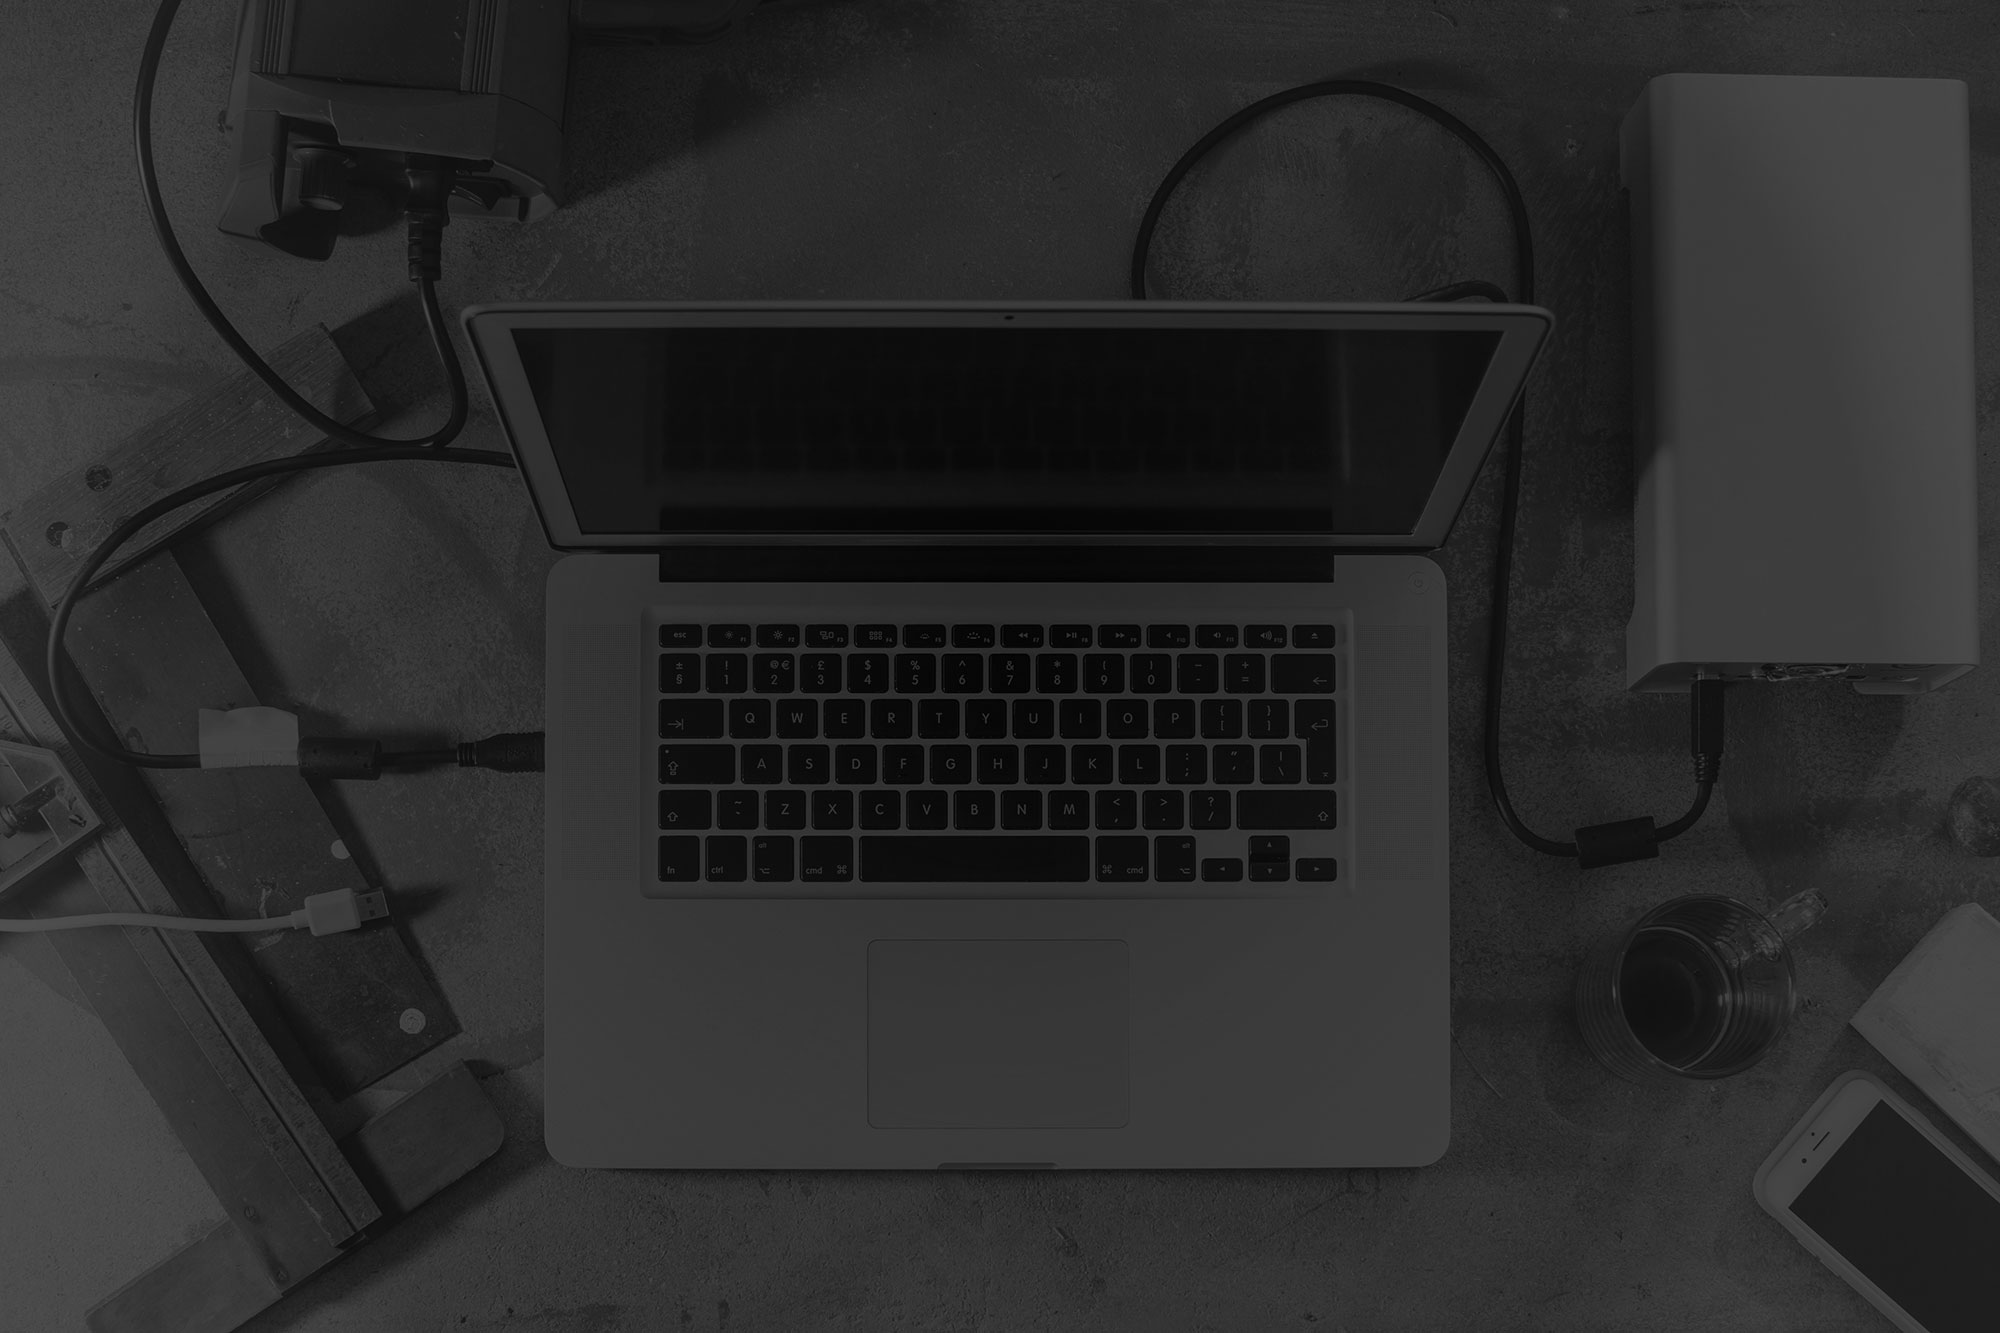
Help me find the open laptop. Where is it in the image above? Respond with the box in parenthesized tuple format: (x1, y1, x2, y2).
(461, 300, 1551, 1169)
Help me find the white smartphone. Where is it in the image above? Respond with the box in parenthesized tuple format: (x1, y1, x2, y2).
(1755, 1070, 2000, 1333)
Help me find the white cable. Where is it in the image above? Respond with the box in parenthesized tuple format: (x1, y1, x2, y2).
(0, 911, 305, 933)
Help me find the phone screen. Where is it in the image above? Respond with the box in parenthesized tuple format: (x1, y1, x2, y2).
(1788, 1101, 2000, 1333)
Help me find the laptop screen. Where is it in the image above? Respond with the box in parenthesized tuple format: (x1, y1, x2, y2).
(510, 324, 1500, 536)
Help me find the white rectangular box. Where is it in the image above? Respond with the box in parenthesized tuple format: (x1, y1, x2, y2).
(1620, 74, 1978, 694)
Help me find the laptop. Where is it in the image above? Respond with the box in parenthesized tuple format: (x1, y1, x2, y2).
(461, 300, 1551, 1169)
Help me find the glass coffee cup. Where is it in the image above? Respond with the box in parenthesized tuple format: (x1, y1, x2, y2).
(1575, 889, 1827, 1084)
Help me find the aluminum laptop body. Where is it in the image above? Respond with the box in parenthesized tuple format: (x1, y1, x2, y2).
(461, 300, 1551, 1169)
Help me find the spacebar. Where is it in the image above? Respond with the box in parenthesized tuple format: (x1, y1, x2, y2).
(860, 837, 1091, 882)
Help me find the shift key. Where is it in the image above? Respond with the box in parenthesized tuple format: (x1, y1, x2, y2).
(1236, 790, 1337, 829)
(659, 745, 736, 783)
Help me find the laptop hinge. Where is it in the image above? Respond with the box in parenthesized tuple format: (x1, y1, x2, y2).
(656, 547, 1337, 583)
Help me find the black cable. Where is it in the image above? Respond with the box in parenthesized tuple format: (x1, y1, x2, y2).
(1130, 78, 1716, 861)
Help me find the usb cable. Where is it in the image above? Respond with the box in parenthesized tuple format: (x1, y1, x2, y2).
(0, 888, 388, 936)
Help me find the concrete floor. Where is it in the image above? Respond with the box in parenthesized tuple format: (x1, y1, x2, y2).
(4, 0, 2000, 1328)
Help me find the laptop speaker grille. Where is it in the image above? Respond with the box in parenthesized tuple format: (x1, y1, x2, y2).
(1353, 624, 1435, 881)
(558, 624, 640, 881)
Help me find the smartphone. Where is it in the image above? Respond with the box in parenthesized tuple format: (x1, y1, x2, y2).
(1755, 1070, 2000, 1333)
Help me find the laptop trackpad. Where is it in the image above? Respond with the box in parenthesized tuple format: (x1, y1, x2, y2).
(867, 939, 1130, 1129)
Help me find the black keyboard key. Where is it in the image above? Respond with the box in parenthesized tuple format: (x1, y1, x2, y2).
(870, 698, 913, 739)
(1259, 744, 1301, 784)
(706, 654, 748, 694)
(1272, 654, 1336, 694)
(659, 789, 712, 830)
(1213, 745, 1255, 784)
(805, 624, 849, 648)
(660, 745, 734, 784)
(1153, 699, 1196, 738)
(1307, 736, 1337, 785)
(1142, 789, 1184, 830)
(658, 835, 702, 882)
(752, 835, 794, 881)
(1201, 857, 1244, 882)
(1084, 654, 1124, 693)
(1024, 744, 1066, 784)
(660, 699, 725, 738)
(1147, 624, 1191, 648)
(1293, 624, 1336, 648)
(729, 699, 771, 739)
(709, 624, 753, 648)
(859, 790, 901, 829)
(1095, 790, 1137, 829)
(1130, 654, 1172, 693)
(1249, 835, 1290, 862)
(1011, 699, 1054, 739)
(1250, 860, 1291, 882)
(1166, 745, 1207, 784)
(1224, 654, 1266, 693)
(661, 623, 702, 648)
(835, 744, 877, 785)
(1295, 699, 1334, 740)
(1176, 655, 1218, 694)
(904, 624, 947, 648)
(1236, 790, 1337, 829)
(918, 699, 961, 738)
(861, 835, 1088, 881)
(1094, 835, 1148, 881)
(800, 835, 854, 882)
(706, 835, 747, 881)
(1099, 625, 1142, 648)
(965, 699, 1008, 738)
(1001, 790, 1043, 829)
(883, 745, 924, 784)
(1035, 653, 1078, 694)
(1048, 789, 1090, 828)
(1155, 836, 1197, 882)
(1118, 744, 1161, 785)
(953, 789, 996, 829)
(1002, 624, 1044, 647)
(740, 745, 782, 784)
(1195, 624, 1238, 648)
(660, 653, 701, 693)
(930, 744, 971, 784)
(906, 789, 949, 829)
(1071, 744, 1112, 784)
(895, 654, 937, 694)
(1059, 699, 1101, 739)
(824, 699, 866, 738)
(776, 699, 818, 738)
(941, 654, 984, 693)
(800, 653, 842, 692)
(812, 790, 854, 829)
(952, 624, 996, 648)
(988, 654, 1031, 693)
(1200, 698, 1243, 739)
(1249, 699, 1289, 738)
(856, 624, 897, 647)
(765, 790, 807, 829)
(977, 744, 1019, 785)
(1297, 857, 1338, 882)
(1245, 624, 1286, 649)
(717, 790, 758, 828)
(757, 624, 800, 648)
(1106, 700, 1148, 739)
(848, 654, 889, 693)
(1051, 624, 1093, 647)
(1190, 789, 1231, 829)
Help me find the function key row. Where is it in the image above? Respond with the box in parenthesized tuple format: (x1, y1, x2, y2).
(661, 623, 1337, 650)
(660, 653, 1336, 696)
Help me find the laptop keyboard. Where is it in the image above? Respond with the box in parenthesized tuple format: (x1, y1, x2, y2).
(652, 620, 1339, 892)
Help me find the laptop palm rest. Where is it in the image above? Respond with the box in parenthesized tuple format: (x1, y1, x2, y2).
(867, 939, 1131, 1130)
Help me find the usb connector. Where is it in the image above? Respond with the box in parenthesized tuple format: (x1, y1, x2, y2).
(298, 888, 390, 936)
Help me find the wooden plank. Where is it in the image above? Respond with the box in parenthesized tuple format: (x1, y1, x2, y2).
(0, 324, 375, 611)
(86, 1064, 504, 1333)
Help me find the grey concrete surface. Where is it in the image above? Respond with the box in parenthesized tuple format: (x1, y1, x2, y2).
(3, 0, 1999, 1328)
